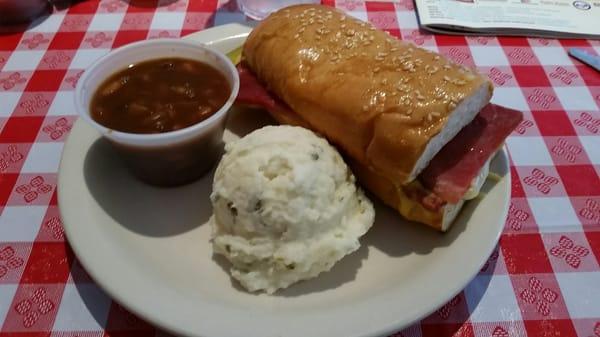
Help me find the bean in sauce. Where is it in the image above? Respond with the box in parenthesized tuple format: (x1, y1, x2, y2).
(90, 57, 230, 134)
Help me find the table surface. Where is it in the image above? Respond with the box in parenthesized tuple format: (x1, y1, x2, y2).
(0, 0, 599, 336)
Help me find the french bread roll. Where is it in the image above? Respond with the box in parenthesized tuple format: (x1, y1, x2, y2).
(243, 4, 493, 186)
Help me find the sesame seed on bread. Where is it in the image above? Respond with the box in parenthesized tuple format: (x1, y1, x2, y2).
(242, 5, 494, 231)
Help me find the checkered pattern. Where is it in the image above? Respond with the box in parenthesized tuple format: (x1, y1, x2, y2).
(0, 0, 598, 336)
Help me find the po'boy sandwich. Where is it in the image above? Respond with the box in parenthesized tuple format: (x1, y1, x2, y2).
(234, 4, 523, 231)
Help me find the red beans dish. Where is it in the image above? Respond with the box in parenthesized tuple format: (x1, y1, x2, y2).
(91, 57, 230, 134)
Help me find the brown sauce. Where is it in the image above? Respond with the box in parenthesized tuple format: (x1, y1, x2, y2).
(90, 57, 230, 134)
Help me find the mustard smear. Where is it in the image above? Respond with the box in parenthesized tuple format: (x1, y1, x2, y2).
(227, 46, 243, 65)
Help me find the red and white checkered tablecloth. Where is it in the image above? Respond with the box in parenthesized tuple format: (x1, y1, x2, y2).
(0, 0, 599, 336)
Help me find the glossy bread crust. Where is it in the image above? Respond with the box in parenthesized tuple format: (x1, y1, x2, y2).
(243, 4, 493, 185)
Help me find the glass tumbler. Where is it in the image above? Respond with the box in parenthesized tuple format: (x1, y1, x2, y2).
(237, 0, 320, 20)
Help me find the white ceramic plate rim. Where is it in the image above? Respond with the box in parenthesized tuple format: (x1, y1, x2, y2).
(58, 23, 509, 337)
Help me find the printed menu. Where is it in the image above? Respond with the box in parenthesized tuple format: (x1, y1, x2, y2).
(414, 0, 600, 39)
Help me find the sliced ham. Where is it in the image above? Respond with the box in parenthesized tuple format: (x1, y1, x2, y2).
(236, 64, 279, 111)
(420, 104, 522, 204)
(237, 64, 310, 127)
(235, 63, 522, 204)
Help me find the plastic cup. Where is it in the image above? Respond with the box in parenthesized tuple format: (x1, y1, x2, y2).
(74, 39, 240, 187)
(237, 0, 320, 20)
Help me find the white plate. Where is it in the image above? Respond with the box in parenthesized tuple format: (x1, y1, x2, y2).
(58, 23, 510, 337)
